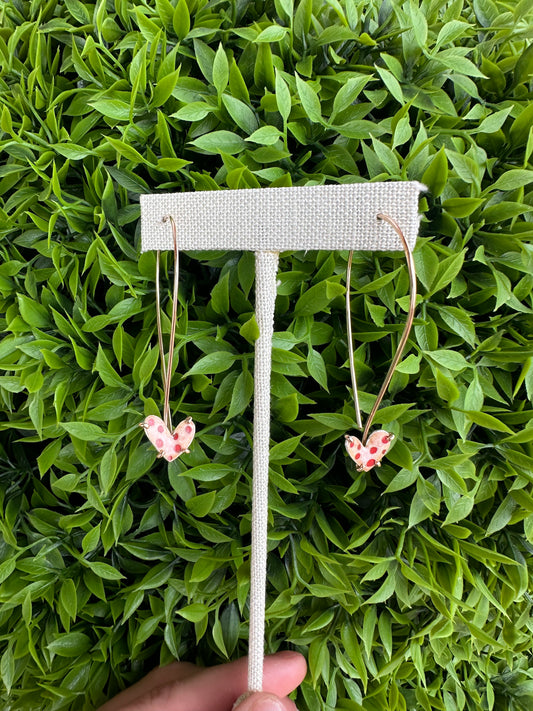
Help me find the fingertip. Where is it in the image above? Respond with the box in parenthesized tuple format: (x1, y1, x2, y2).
(232, 691, 298, 711)
(266, 650, 307, 677)
(262, 650, 307, 696)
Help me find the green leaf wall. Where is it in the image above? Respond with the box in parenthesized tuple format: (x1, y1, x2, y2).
(0, 1, 532, 709)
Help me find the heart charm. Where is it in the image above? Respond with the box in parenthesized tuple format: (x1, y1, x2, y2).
(140, 415, 195, 462)
(345, 429, 394, 472)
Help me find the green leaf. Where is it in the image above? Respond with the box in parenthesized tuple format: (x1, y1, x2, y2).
(269, 435, 302, 461)
(294, 280, 345, 316)
(239, 315, 259, 343)
(189, 131, 246, 155)
(436, 368, 460, 404)
(173, 0, 190, 40)
(0, 647, 14, 694)
(429, 250, 466, 293)
(465, 410, 514, 434)
(173, 102, 213, 121)
(295, 75, 322, 123)
(376, 66, 404, 105)
(84, 561, 125, 580)
(510, 103, 533, 147)
(186, 491, 217, 517)
(421, 147, 448, 197)
(17, 295, 50, 328)
(227, 370, 254, 419)
(433, 50, 486, 78)
(37, 439, 62, 476)
(212, 44, 229, 95)
(310, 413, 355, 430)
(60, 578, 77, 620)
(365, 571, 397, 604)
(245, 126, 284, 145)
(60, 422, 109, 442)
(53, 143, 96, 159)
(177, 603, 208, 622)
(99, 448, 118, 494)
(384, 467, 419, 493)
(444, 496, 475, 525)
(489, 169, 533, 192)
(152, 68, 181, 108)
(307, 347, 328, 390)
(442, 197, 484, 217)
(330, 76, 370, 122)
(106, 136, 146, 164)
(48, 633, 91, 658)
(486, 495, 516, 536)
(438, 305, 476, 346)
(89, 99, 131, 120)
(186, 352, 237, 376)
(0, 559, 16, 585)
(210, 271, 230, 315)
(182, 464, 239, 481)
(473, 107, 512, 134)
(222, 94, 259, 133)
(273, 393, 299, 422)
(275, 70, 292, 123)
(424, 350, 469, 371)
(256, 25, 288, 42)
(94, 345, 124, 388)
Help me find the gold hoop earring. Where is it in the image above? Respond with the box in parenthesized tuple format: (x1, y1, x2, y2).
(345, 213, 417, 472)
(139, 215, 195, 461)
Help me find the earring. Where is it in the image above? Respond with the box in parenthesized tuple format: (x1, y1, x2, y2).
(139, 215, 196, 462)
(344, 213, 417, 472)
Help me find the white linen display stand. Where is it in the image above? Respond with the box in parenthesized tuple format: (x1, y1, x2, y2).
(140, 182, 425, 692)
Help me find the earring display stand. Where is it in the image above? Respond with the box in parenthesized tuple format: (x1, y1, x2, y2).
(140, 182, 425, 692)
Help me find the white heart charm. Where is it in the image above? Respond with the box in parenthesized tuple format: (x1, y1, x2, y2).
(345, 429, 394, 472)
(140, 415, 195, 462)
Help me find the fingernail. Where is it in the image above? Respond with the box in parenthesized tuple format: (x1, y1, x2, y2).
(232, 692, 285, 711)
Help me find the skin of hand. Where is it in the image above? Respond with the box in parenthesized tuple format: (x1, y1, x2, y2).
(96, 651, 306, 711)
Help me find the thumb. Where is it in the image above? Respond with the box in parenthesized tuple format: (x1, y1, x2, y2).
(232, 692, 298, 711)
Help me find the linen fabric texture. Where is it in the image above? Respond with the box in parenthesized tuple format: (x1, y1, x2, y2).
(140, 182, 425, 252)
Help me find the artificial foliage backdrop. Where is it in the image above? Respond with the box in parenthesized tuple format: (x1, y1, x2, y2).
(1, 0, 533, 709)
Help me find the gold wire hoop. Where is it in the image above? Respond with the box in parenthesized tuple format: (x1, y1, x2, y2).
(346, 213, 417, 445)
(156, 215, 179, 430)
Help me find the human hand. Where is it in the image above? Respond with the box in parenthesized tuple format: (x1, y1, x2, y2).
(96, 651, 306, 711)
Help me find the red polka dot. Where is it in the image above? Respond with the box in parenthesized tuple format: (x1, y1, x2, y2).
(175, 444, 182, 452)
(367, 459, 376, 467)
(357, 444, 361, 449)
(155, 438, 163, 448)
(147, 417, 154, 426)
(158, 425, 164, 433)
(173, 433, 179, 440)
(186, 425, 192, 433)
(382, 449, 387, 454)
(355, 453, 360, 459)
(382, 436, 389, 444)
(370, 447, 377, 454)
(349, 440, 354, 448)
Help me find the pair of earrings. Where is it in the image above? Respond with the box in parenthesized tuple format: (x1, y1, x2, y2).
(140, 214, 416, 472)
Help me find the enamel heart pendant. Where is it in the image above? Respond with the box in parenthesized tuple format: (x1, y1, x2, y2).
(140, 415, 195, 462)
(345, 429, 394, 472)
